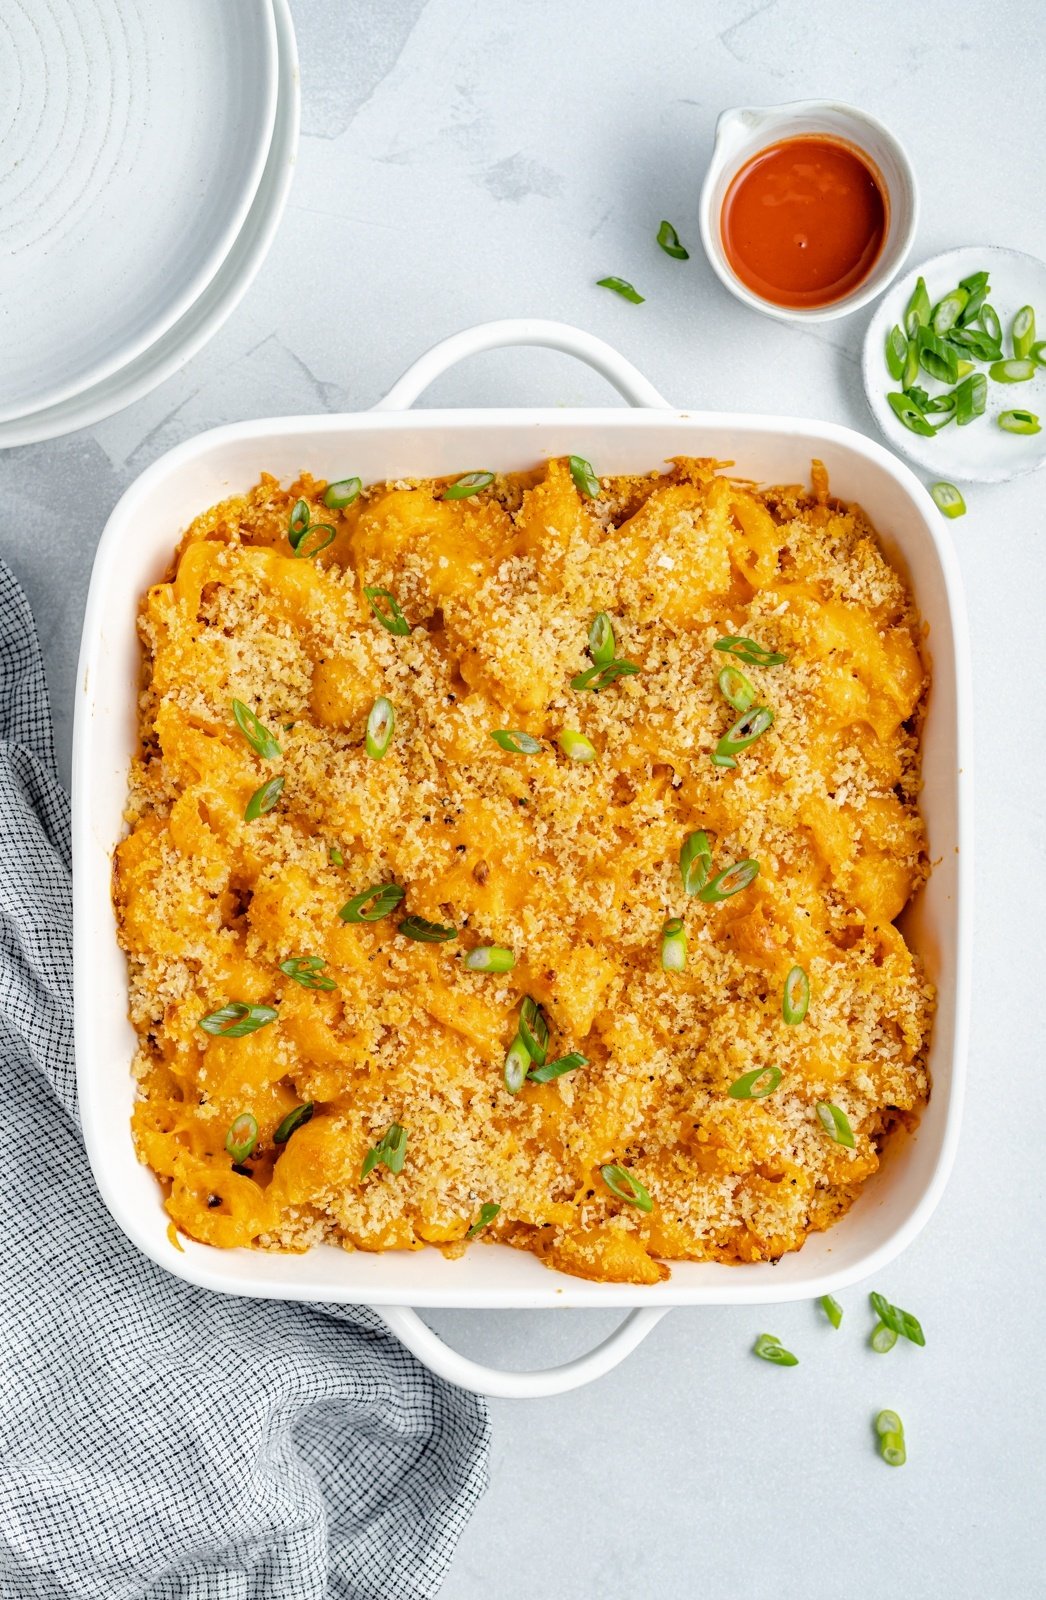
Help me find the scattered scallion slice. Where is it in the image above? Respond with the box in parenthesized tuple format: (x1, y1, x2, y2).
(244, 774, 284, 821)
(710, 752, 737, 770)
(363, 586, 411, 635)
(328, 846, 344, 866)
(869, 1290, 926, 1346)
(879, 1432, 907, 1467)
(713, 636, 786, 666)
(680, 829, 712, 896)
(958, 270, 989, 323)
(698, 859, 760, 903)
(274, 1102, 314, 1144)
(925, 389, 958, 415)
(588, 611, 615, 666)
(571, 659, 640, 691)
(600, 1163, 653, 1212)
(517, 996, 549, 1065)
(225, 1113, 258, 1161)
(782, 964, 810, 1024)
(930, 482, 966, 518)
(339, 883, 404, 923)
(876, 1409, 903, 1438)
(887, 391, 937, 437)
(998, 409, 1041, 435)
(365, 696, 395, 760)
(558, 729, 596, 762)
(1030, 340, 1046, 368)
(231, 699, 281, 760)
(727, 1065, 781, 1100)
(361, 1122, 407, 1177)
(569, 455, 601, 497)
(948, 324, 1002, 362)
(903, 276, 930, 338)
(980, 303, 1002, 344)
(596, 276, 644, 304)
(503, 1034, 531, 1094)
(820, 1294, 843, 1329)
(288, 498, 310, 546)
(464, 945, 515, 973)
(714, 704, 773, 761)
(815, 1101, 855, 1148)
(490, 728, 542, 754)
(324, 476, 362, 509)
(718, 665, 756, 713)
(1011, 305, 1036, 359)
(931, 286, 968, 336)
(398, 915, 457, 943)
(884, 325, 908, 382)
(279, 955, 337, 991)
(953, 372, 987, 426)
(466, 1202, 500, 1238)
(199, 1002, 278, 1038)
(295, 523, 336, 560)
(916, 325, 959, 384)
(529, 1051, 587, 1083)
(443, 471, 495, 499)
(660, 916, 687, 972)
(656, 220, 689, 259)
(989, 358, 1035, 383)
(871, 1321, 898, 1354)
(752, 1333, 798, 1367)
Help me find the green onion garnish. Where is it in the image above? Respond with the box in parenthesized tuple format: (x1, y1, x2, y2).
(517, 996, 549, 1065)
(931, 287, 968, 336)
(820, 1294, 843, 1329)
(930, 482, 966, 518)
(503, 1034, 531, 1094)
(361, 1122, 407, 1178)
(980, 303, 1002, 343)
(324, 476, 362, 510)
(698, 859, 760, 903)
(244, 775, 284, 820)
(953, 372, 988, 426)
(274, 1102, 314, 1144)
(879, 1432, 907, 1468)
(782, 964, 810, 1025)
(989, 358, 1036, 383)
(588, 611, 615, 667)
(727, 1065, 781, 1100)
(295, 523, 336, 560)
(998, 409, 1041, 435)
(870, 1322, 898, 1354)
(903, 276, 930, 338)
(660, 916, 687, 972)
(279, 956, 337, 991)
(1030, 340, 1046, 367)
(752, 1333, 798, 1366)
(328, 846, 344, 866)
(680, 829, 712, 896)
(884, 325, 908, 382)
(815, 1101, 855, 1147)
(869, 1290, 925, 1346)
(466, 1202, 500, 1238)
(464, 945, 515, 973)
(199, 1002, 278, 1038)
(600, 1163, 653, 1212)
(398, 915, 458, 943)
(710, 752, 737, 770)
(288, 498, 310, 546)
(596, 276, 644, 304)
(570, 659, 640, 692)
(948, 324, 1002, 363)
(339, 883, 404, 923)
(528, 1051, 588, 1083)
(443, 471, 495, 499)
(887, 391, 937, 437)
(490, 728, 541, 753)
(925, 390, 958, 415)
(232, 699, 281, 760)
(225, 1113, 258, 1162)
(875, 1409, 903, 1438)
(713, 636, 787, 666)
(1011, 305, 1036, 359)
(718, 665, 756, 713)
(558, 729, 596, 762)
(365, 696, 395, 760)
(916, 325, 959, 385)
(363, 586, 411, 635)
(569, 455, 601, 497)
(958, 270, 989, 322)
(714, 704, 773, 762)
(656, 220, 689, 259)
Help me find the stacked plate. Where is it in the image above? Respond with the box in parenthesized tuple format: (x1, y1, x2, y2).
(0, 0, 299, 447)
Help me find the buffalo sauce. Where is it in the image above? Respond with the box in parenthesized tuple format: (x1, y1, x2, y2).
(720, 135, 887, 308)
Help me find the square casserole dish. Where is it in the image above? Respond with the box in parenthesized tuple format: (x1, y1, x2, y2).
(73, 321, 972, 1396)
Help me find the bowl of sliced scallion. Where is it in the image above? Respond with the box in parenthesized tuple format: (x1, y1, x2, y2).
(862, 245, 1046, 484)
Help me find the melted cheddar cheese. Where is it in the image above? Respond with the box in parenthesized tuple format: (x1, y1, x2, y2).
(116, 457, 933, 1283)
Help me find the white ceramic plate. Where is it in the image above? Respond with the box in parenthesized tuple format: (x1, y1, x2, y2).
(0, 0, 278, 424)
(863, 246, 1046, 484)
(0, 0, 299, 450)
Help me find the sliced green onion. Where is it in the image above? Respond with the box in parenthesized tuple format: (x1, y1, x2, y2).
(902, 338, 919, 390)
(294, 522, 335, 560)
(728, 1065, 781, 1100)
(273, 1102, 314, 1144)
(698, 859, 760, 903)
(884, 325, 908, 382)
(710, 752, 737, 770)
(948, 325, 1002, 362)
(360, 1122, 407, 1178)
(887, 390, 937, 437)
(288, 498, 310, 547)
(244, 774, 284, 821)
(680, 829, 713, 896)
(466, 1202, 500, 1238)
(820, 1294, 843, 1329)
(753, 1333, 798, 1366)
(365, 696, 395, 760)
(1011, 305, 1036, 359)
(931, 287, 968, 336)
(225, 1113, 258, 1162)
(464, 945, 515, 973)
(1030, 340, 1046, 367)
(925, 389, 958, 414)
(660, 916, 687, 972)
(398, 915, 457, 943)
(656, 220, 689, 259)
(782, 964, 810, 1024)
(903, 276, 930, 338)
(998, 409, 1041, 435)
(558, 729, 596, 762)
(989, 358, 1035, 383)
(879, 1431, 907, 1467)
(714, 704, 773, 761)
(930, 482, 966, 518)
(718, 665, 756, 713)
(953, 359, 974, 380)
(328, 846, 344, 866)
(905, 385, 930, 412)
(279, 955, 337, 991)
(713, 635, 787, 666)
(600, 1163, 653, 1212)
(529, 1051, 587, 1083)
(503, 1034, 531, 1094)
(953, 372, 987, 426)
(231, 699, 281, 760)
(490, 728, 542, 754)
(980, 303, 1002, 343)
(569, 455, 601, 497)
(596, 276, 644, 304)
(869, 1291, 925, 1346)
(363, 586, 411, 635)
(871, 1321, 898, 1354)
(339, 883, 404, 923)
(571, 659, 640, 691)
(958, 270, 989, 322)
(917, 325, 958, 384)
(324, 476, 362, 510)
(443, 471, 495, 499)
(876, 1409, 903, 1438)
(517, 996, 549, 1065)
(588, 611, 615, 666)
(199, 1002, 278, 1038)
(815, 1101, 855, 1148)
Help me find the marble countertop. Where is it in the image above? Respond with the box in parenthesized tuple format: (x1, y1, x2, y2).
(3, 2, 1042, 1595)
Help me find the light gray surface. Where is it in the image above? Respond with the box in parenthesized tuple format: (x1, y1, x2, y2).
(2, 2, 1042, 1596)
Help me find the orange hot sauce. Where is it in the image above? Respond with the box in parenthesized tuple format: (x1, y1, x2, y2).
(720, 135, 888, 309)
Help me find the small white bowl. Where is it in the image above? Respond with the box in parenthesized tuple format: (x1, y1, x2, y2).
(699, 100, 918, 323)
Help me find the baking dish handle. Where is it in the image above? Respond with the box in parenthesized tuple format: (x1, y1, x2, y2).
(372, 318, 670, 411)
(378, 1304, 670, 1399)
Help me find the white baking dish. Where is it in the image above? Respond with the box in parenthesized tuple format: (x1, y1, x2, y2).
(73, 320, 972, 1398)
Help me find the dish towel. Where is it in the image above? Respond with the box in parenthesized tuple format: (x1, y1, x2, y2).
(0, 559, 490, 1600)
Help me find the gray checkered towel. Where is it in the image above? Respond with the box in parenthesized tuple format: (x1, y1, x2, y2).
(0, 560, 489, 1599)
